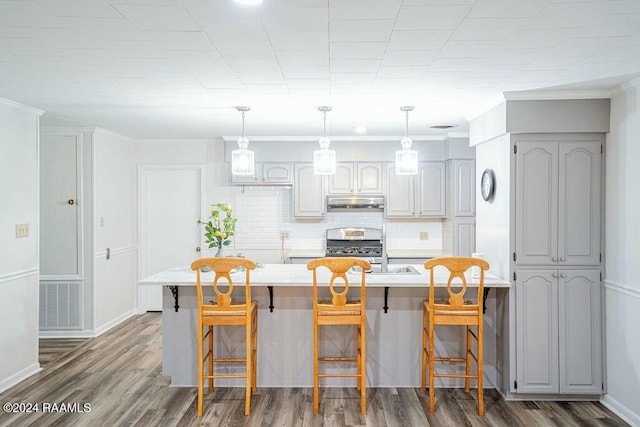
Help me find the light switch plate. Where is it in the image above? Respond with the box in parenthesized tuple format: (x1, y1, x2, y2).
(16, 223, 29, 238)
(419, 231, 428, 240)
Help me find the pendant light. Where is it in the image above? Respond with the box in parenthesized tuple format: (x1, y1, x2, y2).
(395, 106, 418, 175)
(231, 106, 255, 176)
(313, 106, 336, 175)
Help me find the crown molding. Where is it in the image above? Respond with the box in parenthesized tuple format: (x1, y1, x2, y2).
(502, 89, 613, 101)
(221, 134, 467, 143)
(610, 76, 640, 97)
(0, 97, 44, 116)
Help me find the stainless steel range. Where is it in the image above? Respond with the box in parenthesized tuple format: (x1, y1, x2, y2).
(325, 227, 385, 265)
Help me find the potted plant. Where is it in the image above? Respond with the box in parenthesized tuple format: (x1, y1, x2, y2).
(198, 203, 237, 258)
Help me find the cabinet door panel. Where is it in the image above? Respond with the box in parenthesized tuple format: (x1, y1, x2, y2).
(262, 162, 292, 184)
(384, 163, 415, 217)
(417, 162, 446, 217)
(357, 162, 383, 194)
(455, 219, 475, 256)
(293, 164, 325, 217)
(328, 163, 354, 194)
(516, 270, 559, 393)
(558, 142, 601, 266)
(454, 160, 475, 216)
(559, 270, 602, 394)
(516, 143, 559, 265)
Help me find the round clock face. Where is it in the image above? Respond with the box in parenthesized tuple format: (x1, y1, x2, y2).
(481, 169, 495, 201)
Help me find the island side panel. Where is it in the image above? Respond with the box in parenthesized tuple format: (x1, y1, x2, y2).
(161, 285, 502, 388)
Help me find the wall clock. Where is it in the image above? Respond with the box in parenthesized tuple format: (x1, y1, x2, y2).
(480, 169, 495, 201)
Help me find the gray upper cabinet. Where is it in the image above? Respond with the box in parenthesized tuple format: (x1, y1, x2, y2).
(515, 141, 601, 266)
(293, 163, 325, 218)
(516, 269, 602, 395)
(450, 159, 475, 217)
(416, 162, 446, 217)
(231, 162, 292, 185)
(384, 161, 445, 218)
(328, 162, 383, 195)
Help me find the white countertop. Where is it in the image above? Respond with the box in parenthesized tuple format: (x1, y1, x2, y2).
(138, 263, 510, 288)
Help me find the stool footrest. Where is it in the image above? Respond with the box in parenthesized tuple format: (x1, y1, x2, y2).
(204, 374, 247, 379)
(319, 357, 357, 362)
(433, 373, 478, 379)
(318, 373, 361, 378)
(214, 358, 246, 363)
(433, 357, 466, 362)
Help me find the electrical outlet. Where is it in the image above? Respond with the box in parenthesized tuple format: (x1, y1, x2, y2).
(15, 223, 29, 238)
(419, 231, 429, 241)
(280, 231, 290, 240)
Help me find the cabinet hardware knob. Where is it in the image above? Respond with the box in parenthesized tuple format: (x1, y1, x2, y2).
(560, 257, 566, 262)
(552, 257, 558, 262)
(68, 199, 75, 205)
(196, 246, 201, 252)
(552, 273, 558, 278)
(560, 273, 567, 278)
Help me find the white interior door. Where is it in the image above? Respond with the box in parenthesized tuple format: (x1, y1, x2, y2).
(40, 135, 80, 277)
(138, 166, 203, 312)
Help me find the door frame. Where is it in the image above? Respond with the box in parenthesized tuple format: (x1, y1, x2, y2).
(137, 164, 206, 313)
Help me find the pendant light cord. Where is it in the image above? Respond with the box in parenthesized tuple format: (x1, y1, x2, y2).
(241, 110, 246, 138)
(405, 110, 409, 138)
(323, 110, 327, 137)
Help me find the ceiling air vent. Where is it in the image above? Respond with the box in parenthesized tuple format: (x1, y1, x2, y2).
(429, 123, 458, 130)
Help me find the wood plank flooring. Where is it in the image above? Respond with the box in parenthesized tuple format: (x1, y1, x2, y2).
(0, 313, 629, 427)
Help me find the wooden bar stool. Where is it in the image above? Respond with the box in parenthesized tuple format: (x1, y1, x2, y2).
(190, 257, 258, 416)
(307, 257, 371, 415)
(421, 257, 490, 415)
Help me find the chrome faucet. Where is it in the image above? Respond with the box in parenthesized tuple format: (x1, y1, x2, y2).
(381, 224, 388, 272)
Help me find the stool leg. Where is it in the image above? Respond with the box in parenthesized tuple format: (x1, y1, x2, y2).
(198, 324, 204, 416)
(356, 324, 361, 391)
(428, 316, 435, 413)
(360, 320, 367, 415)
(252, 310, 258, 392)
(209, 326, 214, 393)
(465, 326, 471, 393)
(422, 305, 427, 390)
(314, 319, 319, 414)
(477, 323, 484, 416)
(245, 317, 252, 416)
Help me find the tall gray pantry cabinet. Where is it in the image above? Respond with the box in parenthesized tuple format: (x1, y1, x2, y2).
(514, 139, 603, 395)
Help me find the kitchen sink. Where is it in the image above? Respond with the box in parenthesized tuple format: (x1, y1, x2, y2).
(351, 265, 420, 275)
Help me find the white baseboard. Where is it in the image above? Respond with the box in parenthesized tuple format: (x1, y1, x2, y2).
(0, 363, 41, 393)
(39, 330, 96, 339)
(601, 395, 640, 427)
(94, 309, 137, 337)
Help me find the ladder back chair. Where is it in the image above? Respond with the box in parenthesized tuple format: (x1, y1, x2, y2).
(307, 257, 371, 415)
(422, 256, 490, 415)
(191, 257, 258, 416)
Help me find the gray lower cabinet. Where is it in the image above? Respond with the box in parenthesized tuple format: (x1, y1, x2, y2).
(515, 269, 602, 394)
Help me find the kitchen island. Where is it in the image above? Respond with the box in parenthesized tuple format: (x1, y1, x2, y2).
(139, 264, 510, 388)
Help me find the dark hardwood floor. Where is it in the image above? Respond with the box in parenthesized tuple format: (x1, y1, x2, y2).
(0, 313, 629, 426)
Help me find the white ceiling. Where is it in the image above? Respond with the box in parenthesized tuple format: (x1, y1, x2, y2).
(1, 0, 639, 139)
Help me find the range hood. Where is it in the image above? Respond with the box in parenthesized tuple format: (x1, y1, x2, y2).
(326, 195, 384, 212)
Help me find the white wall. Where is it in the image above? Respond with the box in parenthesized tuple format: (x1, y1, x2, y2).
(602, 78, 640, 426)
(93, 129, 138, 333)
(0, 98, 42, 392)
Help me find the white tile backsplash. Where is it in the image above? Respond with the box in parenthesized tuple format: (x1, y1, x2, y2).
(214, 186, 443, 262)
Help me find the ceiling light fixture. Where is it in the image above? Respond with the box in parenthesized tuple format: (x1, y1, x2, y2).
(231, 106, 255, 176)
(313, 106, 336, 175)
(234, 0, 263, 5)
(395, 106, 418, 175)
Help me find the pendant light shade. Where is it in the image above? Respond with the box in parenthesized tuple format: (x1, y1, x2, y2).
(313, 106, 336, 175)
(231, 106, 255, 176)
(395, 106, 418, 175)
